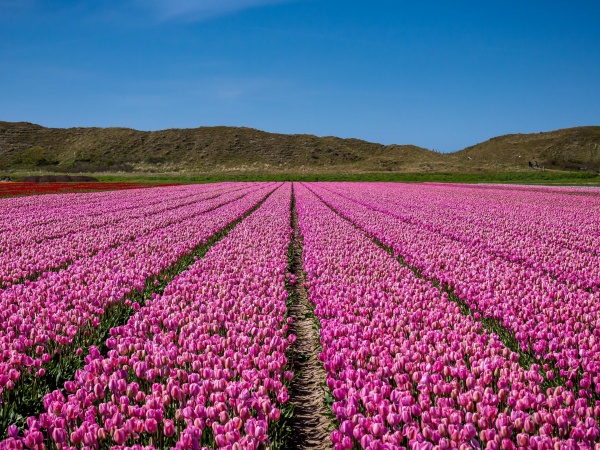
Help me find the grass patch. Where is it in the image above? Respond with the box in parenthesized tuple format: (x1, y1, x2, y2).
(88, 171, 600, 185)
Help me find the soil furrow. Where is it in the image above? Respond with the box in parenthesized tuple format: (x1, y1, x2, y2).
(287, 185, 332, 450)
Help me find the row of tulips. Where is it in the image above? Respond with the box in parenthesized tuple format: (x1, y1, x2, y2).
(294, 182, 600, 450)
(0, 183, 163, 201)
(0, 182, 295, 450)
(317, 182, 600, 289)
(431, 182, 600, 257)
(434, 182, 600, 248)
(0, 183, 279, 422)
(0, 184, 196, 233)
(305, 183, 600, 395)
(0, 184, 144, 213)
(0, 182, 248, 251)
(454, 184, 600, 198)
(0, 183, 259, 286)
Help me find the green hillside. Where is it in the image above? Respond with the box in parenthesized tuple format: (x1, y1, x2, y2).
(1, 121, 599, 175)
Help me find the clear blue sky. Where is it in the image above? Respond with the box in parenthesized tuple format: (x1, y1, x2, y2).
(1, 0, 599, 152)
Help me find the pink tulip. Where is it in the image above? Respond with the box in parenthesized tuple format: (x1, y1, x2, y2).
(0, 184, 295, 449)
(294, 182, 597, 449)
(331, 430, 342, 443)
(164, 419, 175, 437)
(144, 418, 157, 433)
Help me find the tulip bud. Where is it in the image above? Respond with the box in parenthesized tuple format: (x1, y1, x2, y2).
(145, 418, 158, 434)
(331, 430, 342, 444)
(360, 434, 373, 449)
(269, 408, 281, 421)
(240, 407, 251, 421)
(94, 383, 104, 398)
(341, 436, 353, 450)
(113, 428, 126, 445)
(220, 410, 229, 423)
(164, 419, 175, 437)
(70, 430, 82, 445)
(245, 420, 256, 436)
(24, 434, 36, 448)
(8, 425, 19, 438)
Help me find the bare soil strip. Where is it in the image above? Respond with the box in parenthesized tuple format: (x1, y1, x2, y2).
(287, 188, 332, 450)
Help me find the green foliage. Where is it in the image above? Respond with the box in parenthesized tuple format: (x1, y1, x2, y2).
(93, 171, 600, 185)
(10, 146, 59, 167)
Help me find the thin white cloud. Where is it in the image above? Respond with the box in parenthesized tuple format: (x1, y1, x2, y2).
(140, 0, 296, 21)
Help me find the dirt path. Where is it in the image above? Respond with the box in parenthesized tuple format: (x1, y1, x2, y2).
(287, 189, 331, 450)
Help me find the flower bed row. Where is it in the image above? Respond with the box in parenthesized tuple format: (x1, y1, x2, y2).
(425, 183, 600, 259)
(0, 183, 246, 250)
(0, 184, 258, 286)
(0, 183, 278, 428)
(318, 182, 600, 289)
(0, 182, 294, 450)
(295, 183, 600, 450)
(306, 183, 600, 395)
(0, 184, 187, 231)
(0, 183, 162, 200)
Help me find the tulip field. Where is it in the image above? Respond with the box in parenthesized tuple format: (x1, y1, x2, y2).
(1, 182, 600, 450)
(0, 183, 162, 199)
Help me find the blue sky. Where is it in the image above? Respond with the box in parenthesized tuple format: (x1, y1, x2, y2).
(0, 0, 599, 152)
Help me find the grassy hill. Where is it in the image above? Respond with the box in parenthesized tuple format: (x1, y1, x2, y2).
(0, 121, 451, 174)
(0, 121, 599, 175)
(456, 126, 600, 171)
